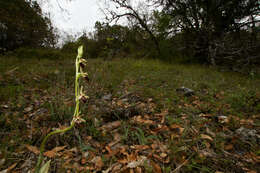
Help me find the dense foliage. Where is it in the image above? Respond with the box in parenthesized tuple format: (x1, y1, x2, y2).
(66, 0, 259, 68)
(152, 0, 260, 64)
(62, 22, 153, 59)
(0, 0, 58, 52)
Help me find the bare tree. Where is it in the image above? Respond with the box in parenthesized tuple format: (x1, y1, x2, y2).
(101, 0, 161, 55)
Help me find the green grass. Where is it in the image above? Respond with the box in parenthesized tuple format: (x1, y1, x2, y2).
(85, 58, 260, 116)
(0, 53, 259, 172)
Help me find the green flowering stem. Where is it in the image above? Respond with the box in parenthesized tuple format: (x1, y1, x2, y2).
(35, 123, 75, 172)
(35, 46, 87, 173)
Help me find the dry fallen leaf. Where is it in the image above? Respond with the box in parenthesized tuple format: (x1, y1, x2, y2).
(155, 109, 168, 124)
(204, 142, 211, 149)
(108, 133, 121, 147)
(240, 119, 254, 125)
(200, 134, 213, 141)
(199, 150, 217, 158)
(224, 144, 233, 151)
(136, 167, 142, 173)
(0, 163, 17, 173)
(130, 145, 149, 151)
(127, 156, 147, 168)
(153, 154, 165, 163)
(0, 158, 5, 167)
(246, 171, 257, 173)
(206, 127, 216, 138)
(131, 116, 155, 125)
(99, 121, 121, 131)
(112, 163, 123, 172)
(152, 125, 169, 134)
(24, 106, 33, 113)
(7, 163, 17, 172)
(5, 67, 19, 75)
(1, 105, 8, 109)
(170, 124, 184, 134)
(151, 161, 162, 173)
(25, 145, 40, 155)
(91, 156, 104, 170)
(105, 145, 113, 155)
(160, 153, 167, 158)
(218, 116, 229, 123)
(81, 157, 87, 165)
(103, 163, 122, 173)
(44, 146, 66, 158)
(199, 113, 213, 118)
(72, 162, 84, 171)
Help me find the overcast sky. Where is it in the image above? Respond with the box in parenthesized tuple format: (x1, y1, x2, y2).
(40, 0, 146, 35)
(40, 0, 259, 37)
(41, 0, 105, 34)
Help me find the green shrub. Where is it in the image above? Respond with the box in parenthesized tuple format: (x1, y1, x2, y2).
(11, 47, 65, 59)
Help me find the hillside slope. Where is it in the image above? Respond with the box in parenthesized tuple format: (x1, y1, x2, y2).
(0, 55, 259, 172)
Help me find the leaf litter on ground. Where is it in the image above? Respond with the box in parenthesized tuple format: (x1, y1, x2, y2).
(0, 58, 259, 172)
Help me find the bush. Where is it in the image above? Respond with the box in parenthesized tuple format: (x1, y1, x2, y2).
(61, 41, 81, 55)
(11, 47, 65, 59)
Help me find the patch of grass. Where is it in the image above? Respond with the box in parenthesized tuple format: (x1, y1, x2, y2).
(84, 120, 102, 140)
(0, 53, 259, 172)
(87, 58, 260, 117)
(10, 47, 68, 60)
(0, 85, 24, 102)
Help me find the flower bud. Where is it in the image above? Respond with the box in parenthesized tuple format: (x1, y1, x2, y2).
(78, 86, 89, 103)
(77, 45, 84, 58)
(79, 58, 87, 69)
(79, 95, 89, 103)
(73, 116, 86, 124)
(81, 73, 90, 82)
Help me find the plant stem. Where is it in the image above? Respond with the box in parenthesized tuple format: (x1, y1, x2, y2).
(34, 122, 75, 172)
(34, 46, 84, 173)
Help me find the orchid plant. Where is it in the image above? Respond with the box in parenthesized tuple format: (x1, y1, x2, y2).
(35, 46, 88, 173)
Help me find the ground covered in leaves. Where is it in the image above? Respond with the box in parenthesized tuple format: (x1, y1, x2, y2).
(0, 55, 260, 173)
